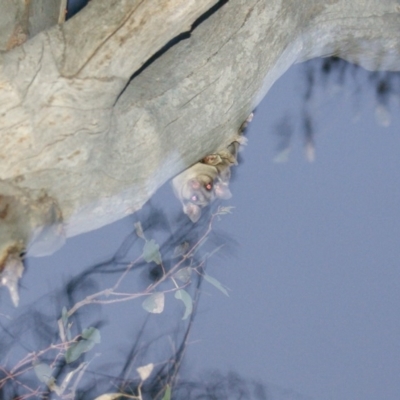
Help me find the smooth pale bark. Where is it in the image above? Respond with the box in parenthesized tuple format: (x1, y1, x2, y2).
(0, 0, 400, 265)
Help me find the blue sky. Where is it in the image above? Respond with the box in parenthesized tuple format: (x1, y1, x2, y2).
(182, 61, 400, 400)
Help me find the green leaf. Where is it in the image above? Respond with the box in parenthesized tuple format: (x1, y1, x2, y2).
(173, 242, 189, 258)
(82, 327, 101, 344)
(142, 292, 165, 314)
(174, 267, 192, 283)
(162, 385, 171, 400)
(65, 341, 88, 363)
(203, 274, 229, 297)
(202, 244, 224, 262)
(65, 340, 86, 364)
(143, 239, 162, 265)
(34, 363, 53, 384)
(174, 289, 193, 320)
(65, 327, 101, 363)
(217, 206, 235, 215)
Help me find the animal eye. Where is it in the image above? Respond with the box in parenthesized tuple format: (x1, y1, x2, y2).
(205, 183, 213, 191)
(191, 195, 198, 201)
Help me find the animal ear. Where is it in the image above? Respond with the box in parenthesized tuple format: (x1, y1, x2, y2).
(214, 182, 232, 199)
(202, 154, 222, 165)
(218, 166, 231, 183)
(183, 203, 201, 223)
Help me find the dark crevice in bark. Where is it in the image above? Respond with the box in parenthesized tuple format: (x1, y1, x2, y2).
(114, 0, 229, 106)
(191, 0, 229, 30)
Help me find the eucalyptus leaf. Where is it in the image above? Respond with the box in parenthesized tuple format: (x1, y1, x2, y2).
(174, 267, 192, 283)
(137, 363, 154, 381)
(143, 239, 162, 265)
(202, 244, 224, 261)
(34, 363, 53, 384)
(82, 327, 101, 343)
(162, 385, 171, 400)
(174, 289, 193, 320)
(65, 339, 95, 364)
(203, 274, 229, 297)
(173, 242, 189, 258)
(217, 206, 234, 215)
(142, 292, 165, 314)
(93, 394, 123, 400)
(134, 221, 145, 240)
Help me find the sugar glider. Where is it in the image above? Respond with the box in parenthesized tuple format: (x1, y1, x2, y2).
(172, 114, 253, 222)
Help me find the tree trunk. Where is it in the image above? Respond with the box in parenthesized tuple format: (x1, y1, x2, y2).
(1, 0, 400, 262)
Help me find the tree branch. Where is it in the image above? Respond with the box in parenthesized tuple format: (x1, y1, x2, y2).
(0, 0, 400, 268)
